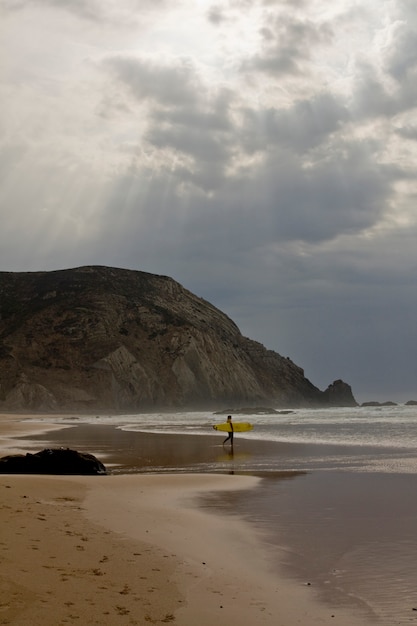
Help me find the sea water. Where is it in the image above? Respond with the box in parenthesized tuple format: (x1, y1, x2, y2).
(28, 403, 417, 474)
(25, 404, 417, 624)
(28, 403, 417, 445)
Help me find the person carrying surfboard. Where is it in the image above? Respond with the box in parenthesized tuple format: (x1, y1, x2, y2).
(223, 415, 234, 446)
(213, 417, 252, 445)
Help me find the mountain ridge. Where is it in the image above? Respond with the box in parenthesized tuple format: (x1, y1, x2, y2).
(0, 266, 357, 411)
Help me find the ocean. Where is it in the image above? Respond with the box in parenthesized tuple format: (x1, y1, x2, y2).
(24, 404, 417, 624)
(26, 403, 417, 474)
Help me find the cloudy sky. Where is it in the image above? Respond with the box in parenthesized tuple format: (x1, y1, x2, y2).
(1, 0, 416, 402)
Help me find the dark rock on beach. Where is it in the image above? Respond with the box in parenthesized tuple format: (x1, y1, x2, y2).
(0, 265, 358, 411)
(0, 448, 107, 475)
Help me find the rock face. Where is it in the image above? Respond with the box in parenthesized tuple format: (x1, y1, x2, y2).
(0, 448, 107, 475)
(361, 401, 397, 407)
(0, 266, 356, 410)
(322, 380, 358, 407)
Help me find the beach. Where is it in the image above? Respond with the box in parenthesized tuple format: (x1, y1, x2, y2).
(0, 412, 414, 625)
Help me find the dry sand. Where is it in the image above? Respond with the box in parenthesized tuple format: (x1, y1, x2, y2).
(0, 414, 373, 625)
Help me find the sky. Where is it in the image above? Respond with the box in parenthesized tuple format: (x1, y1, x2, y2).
(1, 0, 416, 403)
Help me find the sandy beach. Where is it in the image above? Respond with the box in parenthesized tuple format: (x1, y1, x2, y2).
(0, 414, 380, 625)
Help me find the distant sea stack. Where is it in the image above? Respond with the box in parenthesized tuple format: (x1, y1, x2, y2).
(0, 266, 357, 411)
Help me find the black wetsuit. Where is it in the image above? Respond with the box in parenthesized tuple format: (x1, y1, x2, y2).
(223, 423, 234, 445)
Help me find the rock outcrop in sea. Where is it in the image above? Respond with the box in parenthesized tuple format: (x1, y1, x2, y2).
(0, 266, 357, 411)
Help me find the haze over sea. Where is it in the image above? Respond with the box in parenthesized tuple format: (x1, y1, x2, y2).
(26, 404, 417, 624)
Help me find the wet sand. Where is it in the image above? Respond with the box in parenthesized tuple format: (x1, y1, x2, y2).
(1, 414, 414, 624)
(20, 420, 409, 475)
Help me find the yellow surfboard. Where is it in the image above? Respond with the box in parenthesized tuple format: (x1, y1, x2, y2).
(213, 422, 253, 433)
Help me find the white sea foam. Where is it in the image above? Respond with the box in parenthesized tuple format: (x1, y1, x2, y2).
(26, 404, 417, 449)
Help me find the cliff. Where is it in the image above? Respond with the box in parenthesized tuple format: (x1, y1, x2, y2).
(0, 266, 357, 411)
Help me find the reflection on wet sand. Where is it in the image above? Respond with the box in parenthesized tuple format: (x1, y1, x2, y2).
(20, 422, 417, 623)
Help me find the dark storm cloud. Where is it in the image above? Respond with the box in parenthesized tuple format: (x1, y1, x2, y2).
(351, 65, 397, 118)
(183, 142, 390, 247)
(0, 0, 168, 22)
(0, 0, 103, 20)
(241, 93, 349, 153)
(395, 125, 417, 140)
(248, 14, 333, 76)
(41, 0, 101, 19)
(352, 63, 417, 120)
(353, 16, 417, 120)
(103, 54, 237, 190)
(206, 6, 225, 25)
(0, 0, 26, 12)
(386, 26, 417, 81)
(262, 0, 308, 5)
(146, 126, 231, 192)
(384, 21, 417, 112)
(396, 0, 417, 24)
(105, 56, 201, 108)
(92, 135, 391, 262)
(101, 49, 393, 241)
(259, 145, 389, 242)
(151, 89, 234, 133)
(1, 0, 416, 401)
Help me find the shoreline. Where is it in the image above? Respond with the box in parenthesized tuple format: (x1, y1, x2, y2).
(0, 473, 370, 625)
(0, 412, 76, 457)
(0, 414, 379, 624)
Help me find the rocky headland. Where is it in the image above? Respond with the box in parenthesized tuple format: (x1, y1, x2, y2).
(0, 266, 357, 411)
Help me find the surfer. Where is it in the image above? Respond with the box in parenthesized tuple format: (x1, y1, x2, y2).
(223, 415, 234, 446)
